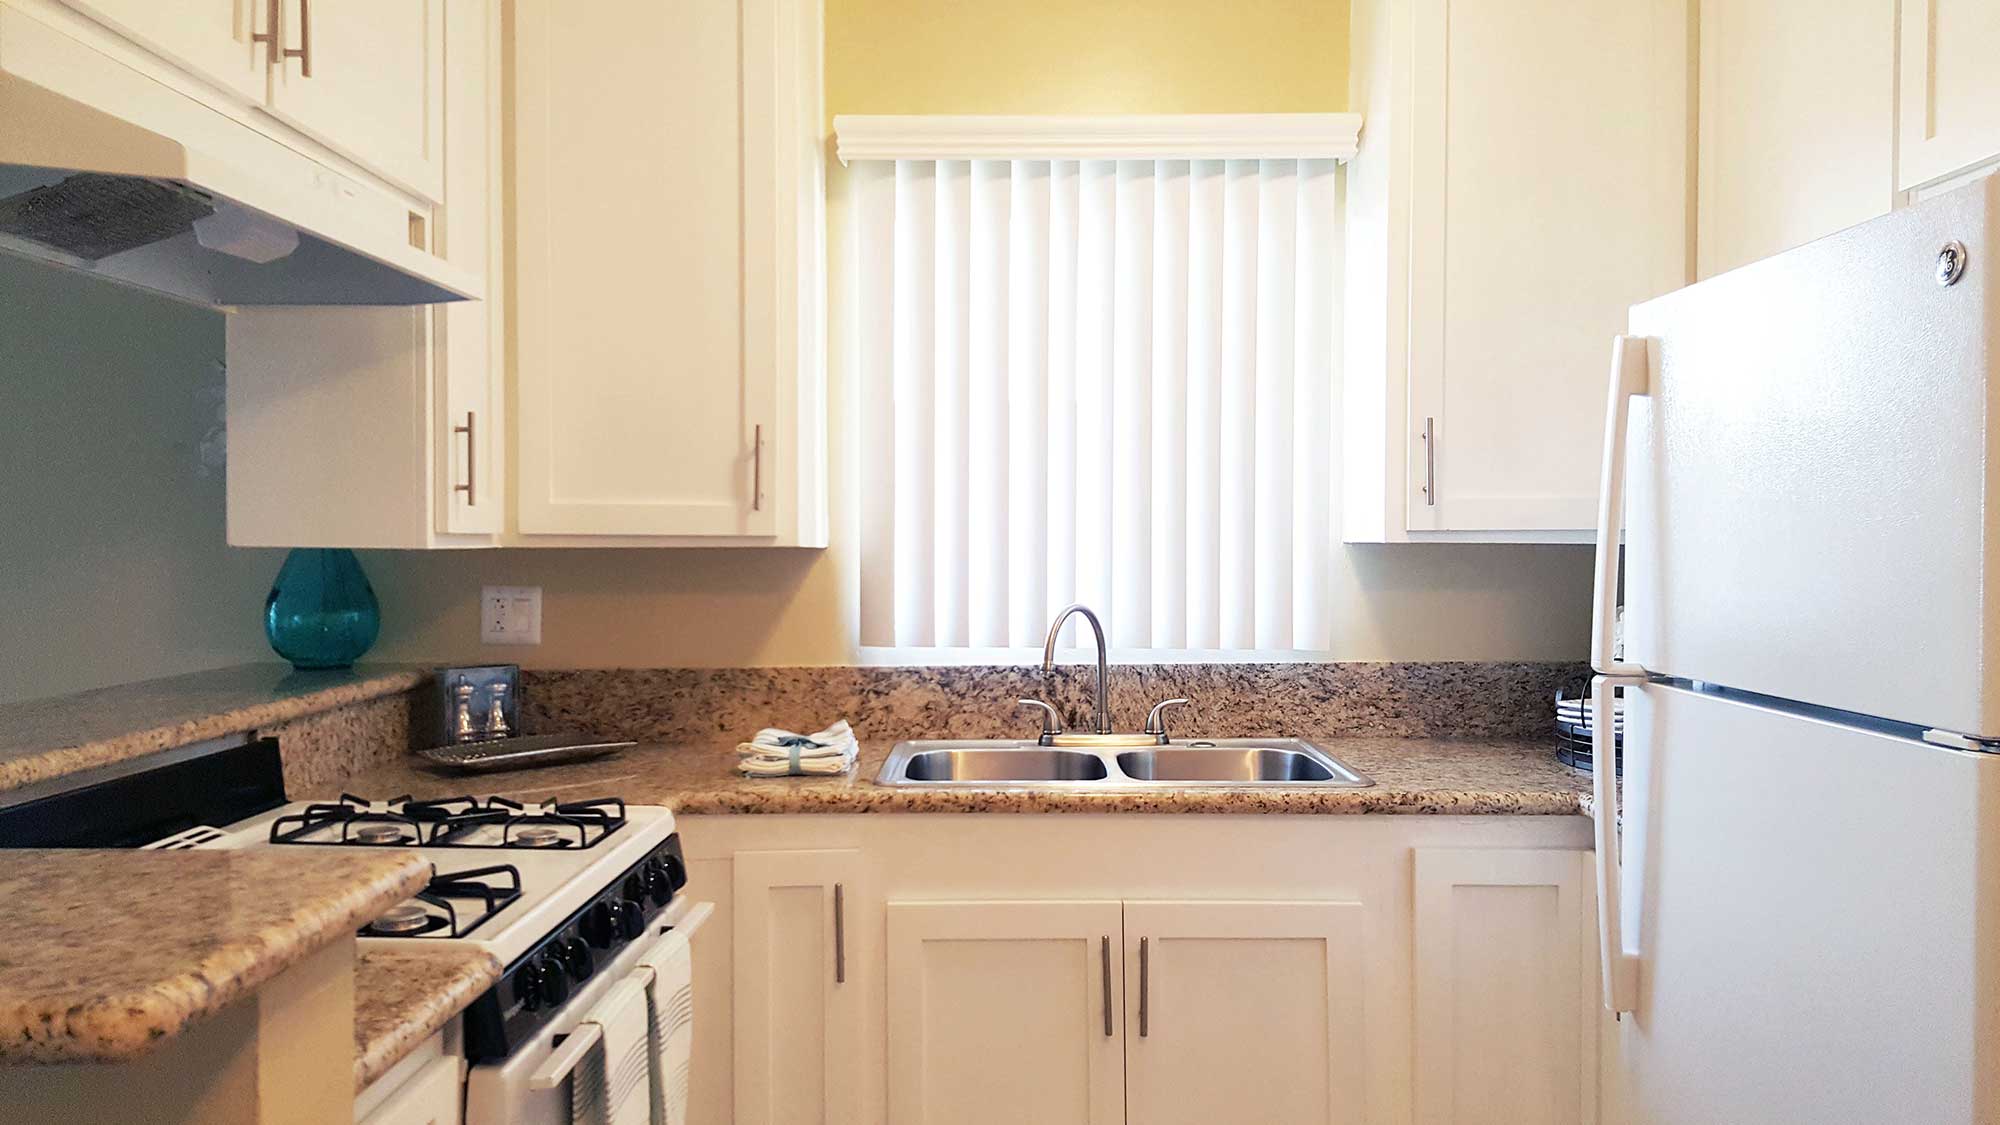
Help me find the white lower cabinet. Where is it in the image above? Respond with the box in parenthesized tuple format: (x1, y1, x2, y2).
(1122, 901, 1367, 1125)
(731, 849, 869, 1125)
(887, 900, 1126, 1125)
(1412, 848, 1597, 1125)
(356, 1053, 460, 1125)
(687, 816, 1602, 1125)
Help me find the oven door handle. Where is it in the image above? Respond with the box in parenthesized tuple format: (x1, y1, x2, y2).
(527, 1021, 603, 1092)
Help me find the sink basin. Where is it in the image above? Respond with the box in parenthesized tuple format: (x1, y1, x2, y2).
(899, 747, 1110, 782)
(876, 738, 1371, 787)
(1116, 746, 1342, 783)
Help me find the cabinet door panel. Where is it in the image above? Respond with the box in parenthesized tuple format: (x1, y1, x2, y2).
(1899, 0, 2000, 190)
(511, 0, 780, 537)
(1407, 0, 1689, 532)
(435, 0, 498, 535)
(1123, 900, 1366, 1125)
(887, 901, 1124, 1125)
(1413, 849, 1597, 1125)
(60, 0, 267, 102)
(1698, 0, 1894, 276)
(733, 850, 868, 1125)
(265, 0, 445, 200)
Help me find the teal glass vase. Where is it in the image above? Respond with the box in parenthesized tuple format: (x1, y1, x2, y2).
(263, 548, 380, 670)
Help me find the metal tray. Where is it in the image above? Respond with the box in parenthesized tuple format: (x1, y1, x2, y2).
(416, 733, 636, 774)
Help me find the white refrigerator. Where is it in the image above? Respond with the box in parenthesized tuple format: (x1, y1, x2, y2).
(1592, 174, 2000, 1124)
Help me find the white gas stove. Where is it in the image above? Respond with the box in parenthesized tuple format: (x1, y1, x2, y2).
(0, 738, 708, 1124)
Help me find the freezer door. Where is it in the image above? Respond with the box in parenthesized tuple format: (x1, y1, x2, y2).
(1622, 175, 2000, 737)
(1610, 683, 2000, 1124)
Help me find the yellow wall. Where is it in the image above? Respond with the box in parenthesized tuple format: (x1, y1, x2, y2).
(826, 0, 1349, 117)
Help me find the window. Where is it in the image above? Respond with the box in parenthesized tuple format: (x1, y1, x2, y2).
(843, 117, 1355, 654)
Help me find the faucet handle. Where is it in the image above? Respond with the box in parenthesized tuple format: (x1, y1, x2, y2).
(1018, 698, 1063, 744)
(1144, 698, 1192, 742)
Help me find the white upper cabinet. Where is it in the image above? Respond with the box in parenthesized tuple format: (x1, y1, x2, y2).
(263, 0, 446, 202)
(510, 0, 828, 544)
(57, 0, 268, 102)
(226, 0, 499, 549)
(1898, 0, 2000, 192)
(1344, 0, 1691, 541)
(1697, 0, 1896, 278)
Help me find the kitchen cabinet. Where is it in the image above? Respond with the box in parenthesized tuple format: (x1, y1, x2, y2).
(1897, 0, 2000, 192)
(57, 0, 268, 103)
(263, 0, 446, 203)
(732, 849, 870, 1125)
(1121, 901, 1366, 1125)
(1413, 848, 1597, 1125)
(356, 1053, 460, 1125)
(1343, 0, 1691, 541)
(54, 0, 445, 203)
(226, 0, 500, 548)
(1696, 0, 1896, 278)
(509, 0, 828, 545)
(886, 900, 1126, 1125)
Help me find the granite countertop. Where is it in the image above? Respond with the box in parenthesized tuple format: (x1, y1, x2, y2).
(337, 734, 1592, 815)
(0, 663, 426, 795)
(353, 949, 502, 1092)
(0, 848, 431, 1065)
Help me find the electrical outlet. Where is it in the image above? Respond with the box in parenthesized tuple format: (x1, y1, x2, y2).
(481, 586, 542, 645)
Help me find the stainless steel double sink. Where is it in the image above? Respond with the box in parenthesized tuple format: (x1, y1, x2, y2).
(875, 738, 1373, 788)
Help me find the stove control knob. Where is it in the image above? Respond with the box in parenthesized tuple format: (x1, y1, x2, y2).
(559, 936, 594, 982)
(581, 900, 620, 949)
(643, 861, 674, 907)
(658, 851, 688, 893)
(618, 898, 646, 940)
(622, 872, 648, 905)
(536, 957, 571, 1007)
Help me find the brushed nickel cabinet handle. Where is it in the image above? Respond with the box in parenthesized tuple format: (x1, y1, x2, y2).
(252, 0, 279, 53)
(833, 882, 845, 984)
(1422, 416, 1437, 507)
(752, 424, 764, 512)
(1100, 936, 1113, 1036)
(284, 0, 312, 76)
(1138, 936, 1150, 1037)
(453, 412, 476, 506)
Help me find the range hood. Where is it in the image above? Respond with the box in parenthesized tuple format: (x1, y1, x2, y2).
(0, 71, 478, 307)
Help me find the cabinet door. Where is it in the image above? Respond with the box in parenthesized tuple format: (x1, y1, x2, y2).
(734, 850, 868, 1125)
(886, 901, 1124, 1125)
(1698, 0, 1895, 277)
(1413, 849, 1597, 1125)
(511, 0, 786, 538)
(358, 1053, 461, 1125)
(1898, 0, 2000, 190)
(434, 0, 499, 535)
(264, 0, 445, 201)
(59, 0, 268, 103)
(1122, 901, 1366, 1125)
(1406, 0, 1689, 533)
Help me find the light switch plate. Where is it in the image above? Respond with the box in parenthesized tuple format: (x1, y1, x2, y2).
(481, 585, 542, 645)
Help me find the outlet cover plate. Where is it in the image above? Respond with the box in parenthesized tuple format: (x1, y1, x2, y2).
(481, 585, 542, 645)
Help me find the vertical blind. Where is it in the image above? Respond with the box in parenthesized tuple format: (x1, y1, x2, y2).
(852, 157, 1339, 651)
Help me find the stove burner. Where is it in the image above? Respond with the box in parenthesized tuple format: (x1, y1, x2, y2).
(372, 903, 432, 934)
(358, 864, 524, 939)
(271, 794, 630, 849)
(513, 825, 564, 848)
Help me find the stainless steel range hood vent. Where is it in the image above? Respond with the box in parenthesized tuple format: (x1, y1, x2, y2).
(0, 70, 478, 307)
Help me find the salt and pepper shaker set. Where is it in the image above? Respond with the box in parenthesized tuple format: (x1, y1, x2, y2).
(451, 677, 513, 743)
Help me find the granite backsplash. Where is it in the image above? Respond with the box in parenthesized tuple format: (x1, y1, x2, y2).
(515, 662, 1586, 746)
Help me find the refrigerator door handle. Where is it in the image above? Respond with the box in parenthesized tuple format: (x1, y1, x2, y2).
(1593, 673, 1644, 1015)
(1592, 335, 1653, 676)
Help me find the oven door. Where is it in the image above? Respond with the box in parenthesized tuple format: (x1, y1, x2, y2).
(466, 896, 713, 1125)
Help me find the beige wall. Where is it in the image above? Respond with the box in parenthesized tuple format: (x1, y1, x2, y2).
(0, 256, 284, 704)
(359, 0, 1594, 669)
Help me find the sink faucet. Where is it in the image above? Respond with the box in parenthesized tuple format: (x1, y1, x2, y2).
(1043, 603, 1111, 735)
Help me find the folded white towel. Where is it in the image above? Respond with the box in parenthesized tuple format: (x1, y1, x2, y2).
(735, 720, 859, 777)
